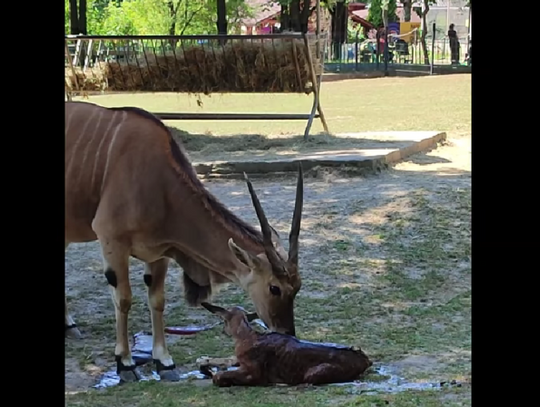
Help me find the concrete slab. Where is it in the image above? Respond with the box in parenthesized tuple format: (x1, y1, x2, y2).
(193, 131, 446, 178)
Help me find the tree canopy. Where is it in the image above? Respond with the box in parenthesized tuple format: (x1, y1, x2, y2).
(367, 0, 398, 29)
(65, 0, 254, 35)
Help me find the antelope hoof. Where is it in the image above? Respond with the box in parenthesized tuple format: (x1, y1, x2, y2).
(65, 324, 82, 339)
(158, 369, 181, 382)
(119, 368, 143, 383)
(155, 360, 181, 382)
(116, 357, 142, 383)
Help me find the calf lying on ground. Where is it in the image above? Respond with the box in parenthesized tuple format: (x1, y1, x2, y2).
(200, 302, 373, 387)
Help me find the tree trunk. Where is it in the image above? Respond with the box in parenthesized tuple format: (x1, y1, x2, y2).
(280, 0, 312, 33)
(168, 1, 178, 35)
(299, 0, 311, 33)
(216, 0, 227, 46)
(382, 5, 389, 70)
(402, 0, 412, 22)
(78, 0, 87, 35)
(280, 5, 290, 31)
(419, 0, 430, 65)
(216, 0, 228, 35)
(329, 1, 347, 60)
(290, 1, 300, 32)
(69, 0, 79, 35)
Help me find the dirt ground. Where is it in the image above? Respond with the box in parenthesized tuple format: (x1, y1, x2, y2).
(65, 134, 471, 393)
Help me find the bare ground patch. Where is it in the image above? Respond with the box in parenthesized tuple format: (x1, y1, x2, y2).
(65, 136, 470, 404)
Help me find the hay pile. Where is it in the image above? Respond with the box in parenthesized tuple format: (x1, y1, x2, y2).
(65, 68, 106, 92)
(66, 39, 321, 95)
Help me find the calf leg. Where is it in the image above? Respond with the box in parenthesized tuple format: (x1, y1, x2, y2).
(65, 242, 82, 339)
(144, 258, 180, 381)
(303, 363, 357, 385)
(100, 239, 141, 383)
(212, 368, 262, 387)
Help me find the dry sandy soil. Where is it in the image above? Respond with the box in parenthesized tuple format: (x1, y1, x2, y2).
(65, 135, 471, 393)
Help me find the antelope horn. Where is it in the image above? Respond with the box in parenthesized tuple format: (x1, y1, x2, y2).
(243, 172, 284, 272)
(288, 163, 303, 265)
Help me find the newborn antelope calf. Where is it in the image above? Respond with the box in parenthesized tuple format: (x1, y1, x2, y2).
(201, 303, 373, 387)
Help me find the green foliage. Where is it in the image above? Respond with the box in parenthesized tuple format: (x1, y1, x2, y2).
(65, 0, 253, 36)
(347, 19, 365, 43)
(367, 0, 398, 28)
(65, 1, 70, 34)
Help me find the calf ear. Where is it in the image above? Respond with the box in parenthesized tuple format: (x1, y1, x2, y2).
(200, 302, 229, 318)
(245, 312, 259, 322)
(228, 238, 261, 269)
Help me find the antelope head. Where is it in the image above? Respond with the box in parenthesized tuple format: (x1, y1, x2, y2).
(228, 164, 304, 337)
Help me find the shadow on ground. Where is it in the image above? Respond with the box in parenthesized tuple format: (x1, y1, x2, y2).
(65, 137, 471, 398)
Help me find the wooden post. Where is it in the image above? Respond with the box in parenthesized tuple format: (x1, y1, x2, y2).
(65, 40, 79, 94)
(303, 34, 329, 139)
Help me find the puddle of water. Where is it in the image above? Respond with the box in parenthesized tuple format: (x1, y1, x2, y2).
(94, 365, 237, 388)
(165, 322, 221, 335)
(180, 366, 238, 380)
(328, 365, 458, 395)
(94, 370, 161, 389)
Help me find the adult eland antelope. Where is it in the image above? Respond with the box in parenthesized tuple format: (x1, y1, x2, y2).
(65, 101, 304, 382)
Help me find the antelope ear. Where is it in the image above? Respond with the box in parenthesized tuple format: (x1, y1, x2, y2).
(270, 226, 286, 252)
(228, 238, 261, 269)
(200, 302, 229, 318)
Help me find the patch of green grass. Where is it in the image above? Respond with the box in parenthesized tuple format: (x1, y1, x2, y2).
(74, 75, 471, 162)
(66, 75, 470, 405)
(66, 382, 470, 407)
(333, 239, 353, 252)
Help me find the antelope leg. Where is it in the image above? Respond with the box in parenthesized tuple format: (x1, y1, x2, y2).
(101, 241, 141, 383)
(144, 258, 180, 381)
(65, 242, 82, 339)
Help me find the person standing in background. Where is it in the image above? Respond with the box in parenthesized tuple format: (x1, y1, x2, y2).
(448, 23, 460, 64)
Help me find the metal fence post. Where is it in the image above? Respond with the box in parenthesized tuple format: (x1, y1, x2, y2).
(430, 22, 436, 75)
(376, 30, 380, 70)
(355, 31, 359, 71)
(384, 28, 389, 76)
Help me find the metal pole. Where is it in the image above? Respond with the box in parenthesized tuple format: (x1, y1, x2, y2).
(355, 30, 359, 71)
(384, 28, 389, 76)
(467, 4, 471, 51)
(316, 0, 321, 56)
(375, 30, 380, 70)
(430, 22, 436, 75)
(382, 4, 389, 75)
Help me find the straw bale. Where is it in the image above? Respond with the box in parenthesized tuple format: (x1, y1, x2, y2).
(65, 39, 323, 95)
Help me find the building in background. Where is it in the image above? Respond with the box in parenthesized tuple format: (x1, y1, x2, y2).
(238, 1, 469, 40)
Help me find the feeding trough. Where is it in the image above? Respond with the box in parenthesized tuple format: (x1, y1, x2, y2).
(65, 32, 329, 139)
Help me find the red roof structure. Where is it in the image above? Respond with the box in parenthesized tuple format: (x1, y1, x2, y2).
(239, 1, 420, 34)
(241, 0, 281, 29)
